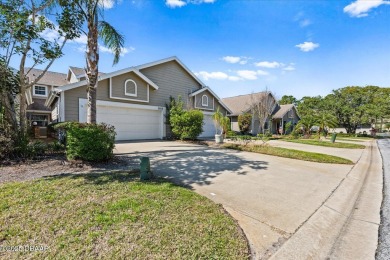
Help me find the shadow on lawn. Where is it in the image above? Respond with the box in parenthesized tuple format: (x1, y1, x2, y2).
(42, 147, 268, 188)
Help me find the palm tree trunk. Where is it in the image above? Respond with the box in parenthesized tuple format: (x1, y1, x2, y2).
(86, 11, 99, 124)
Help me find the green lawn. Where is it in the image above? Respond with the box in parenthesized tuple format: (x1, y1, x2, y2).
(284, 139, 366, 149)
(223, 144, 353, 164)
(0, 172, 249, 259)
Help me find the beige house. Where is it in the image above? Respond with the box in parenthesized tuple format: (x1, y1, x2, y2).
(34, 56, 231, 140)
(221, 92, 299, 135)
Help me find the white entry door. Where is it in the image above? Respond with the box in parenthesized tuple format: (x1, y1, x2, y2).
(79, 99, 164, 141)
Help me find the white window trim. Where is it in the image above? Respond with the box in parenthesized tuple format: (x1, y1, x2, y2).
(202, 95, 209, 106)
(194, 95, 214, 111)
(110, 78, 149, 103)
(33, 85, 48, 97)
(124, 79, 137, 97)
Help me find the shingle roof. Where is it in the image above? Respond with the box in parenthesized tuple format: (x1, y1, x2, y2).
(27, 98, 51, 111)
(221, 92, 268, 116)
(273, 104, 295, 119)
(25, 68, 68, 86)
(69, 66, 85, 76)
(69, 66, 106, 77)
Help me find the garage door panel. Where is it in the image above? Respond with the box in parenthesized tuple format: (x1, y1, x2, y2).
(79, 99, 162, 141)
(200, 114, 216, 138)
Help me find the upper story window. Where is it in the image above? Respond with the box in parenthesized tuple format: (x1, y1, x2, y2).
(33, 85, 48, 97)
(124, 79, 137, 97)
(202, 95, 208, 106)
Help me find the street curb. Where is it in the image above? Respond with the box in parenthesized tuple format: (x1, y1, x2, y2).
(270, 141, 382, 259)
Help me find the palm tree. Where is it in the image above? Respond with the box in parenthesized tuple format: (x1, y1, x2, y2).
(295, 115, 318, 137)
(317, 112, 338, 139)
(74, 0, 124, 123)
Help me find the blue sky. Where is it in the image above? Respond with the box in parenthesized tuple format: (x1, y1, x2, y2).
(34, 0, 390, 99)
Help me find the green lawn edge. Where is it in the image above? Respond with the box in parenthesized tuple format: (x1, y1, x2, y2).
(0, 172, 250, 259)
(223, 143, 354, 164)
(283, 139, 366, 149)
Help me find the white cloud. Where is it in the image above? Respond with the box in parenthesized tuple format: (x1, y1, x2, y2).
(295, 41, 319, 52)
(228, 76, 241, 81)
(72, 34, 88, 45)
(166, 0, 187, 8)
(222, 56, 249, 65)
(344, 0, 390, 18)
(283, 65, 295, 71)
(195, 71, 228, 80)
(166, 0, 216, 8)
(99, 46, 135, 56)
(222, 56, 241, 64)
(236, 70, 268, 80)
(300, 19, 311, 27)
(254, 61, 281, 68)
(40, 27, 62, 42)
(256, 70, 269, 76)
(99, 0, 115, 9)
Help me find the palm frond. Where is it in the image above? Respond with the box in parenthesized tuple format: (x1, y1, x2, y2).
(98, 20, 124, 65)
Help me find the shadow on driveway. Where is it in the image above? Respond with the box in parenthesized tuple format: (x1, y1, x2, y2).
(118, 147, 268, 187)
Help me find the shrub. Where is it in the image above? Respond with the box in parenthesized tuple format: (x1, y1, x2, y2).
(238, 113, 252, 134)
(55, 122, 116, 161)
(226, 130, 236, 138)
(170, 109, 204, 140)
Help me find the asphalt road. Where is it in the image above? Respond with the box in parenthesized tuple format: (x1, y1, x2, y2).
(377, 138, 390, 259)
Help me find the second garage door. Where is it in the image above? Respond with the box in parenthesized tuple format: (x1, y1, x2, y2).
(79, 99, 163, 141)
(199, 114, 216, 138)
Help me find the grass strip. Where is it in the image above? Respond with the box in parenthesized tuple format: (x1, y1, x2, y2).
(0, 172, 249, 259)
(283, 139, 365, 149)
(223, 143, 354, 164)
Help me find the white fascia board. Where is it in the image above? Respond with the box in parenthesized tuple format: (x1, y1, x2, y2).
(59, 91, 65, 121)
(79, 98, 162, 111)
(135, 56, 205, 87)
(25, 89, 33, 105)
(57, 68, 159, 92)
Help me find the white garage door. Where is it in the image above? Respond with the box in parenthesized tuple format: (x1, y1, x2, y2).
(199, 114, 215, 138)
(79, 99, 163, 141)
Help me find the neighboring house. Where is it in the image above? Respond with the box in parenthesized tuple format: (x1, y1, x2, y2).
(221, 92, 299, 135)
(272, 104, 300, 134)
(43, 56, 231, 140)
(25, 69, 69, 138)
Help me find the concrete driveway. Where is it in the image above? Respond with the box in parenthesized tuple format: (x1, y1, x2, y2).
(114, 141, 361, 258)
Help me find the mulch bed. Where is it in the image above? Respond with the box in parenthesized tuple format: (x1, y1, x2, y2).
(0, 155, 139, 184)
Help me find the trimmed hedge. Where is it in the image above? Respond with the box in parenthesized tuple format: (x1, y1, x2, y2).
(55, 122, 116, 161)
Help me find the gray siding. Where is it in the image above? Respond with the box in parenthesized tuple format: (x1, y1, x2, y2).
(194, 90, 214, 111)
(64, 79, 110, 121)
(231, 116, 239, 132)
(111, 71, 149, 102)
(140, 60, 202, 107)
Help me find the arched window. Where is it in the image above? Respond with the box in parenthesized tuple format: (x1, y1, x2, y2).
(202, 95, 208, 106)
(124, 79, 137, 97)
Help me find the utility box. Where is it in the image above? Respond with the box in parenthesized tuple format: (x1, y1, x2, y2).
(140, 157, 152, 180)
(331, 133, 337, 143)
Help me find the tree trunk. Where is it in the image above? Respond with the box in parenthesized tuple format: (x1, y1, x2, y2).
(86, 11, 99, 124)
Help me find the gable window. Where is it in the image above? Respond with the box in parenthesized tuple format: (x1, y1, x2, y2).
(34, 85, 47, 97)
(202, 95, 208, 106)
(124, 79, 137, 97)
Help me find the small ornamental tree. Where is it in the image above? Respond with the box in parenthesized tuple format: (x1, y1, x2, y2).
(238, 113, 252, 134)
